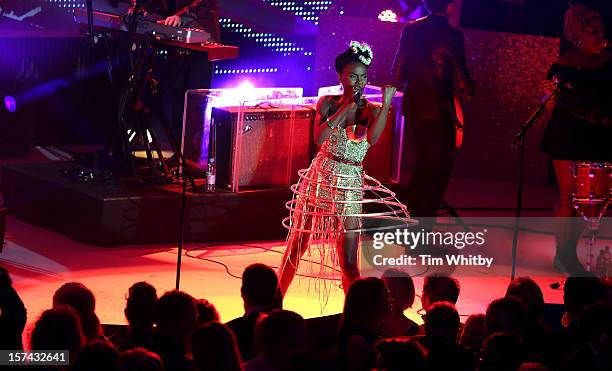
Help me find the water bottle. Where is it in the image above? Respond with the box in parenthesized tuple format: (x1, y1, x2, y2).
(205, 158, 216, 192)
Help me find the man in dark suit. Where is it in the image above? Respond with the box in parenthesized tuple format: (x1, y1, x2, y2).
(226, 264, 282, 361)
(392, 0, 475, 222)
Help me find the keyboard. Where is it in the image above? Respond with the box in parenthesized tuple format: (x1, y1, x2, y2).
(73, 9, 239, 61)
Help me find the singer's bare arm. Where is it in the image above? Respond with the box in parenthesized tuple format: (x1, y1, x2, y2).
(314, 96, 357, 145)
(367, 86, 396, 145)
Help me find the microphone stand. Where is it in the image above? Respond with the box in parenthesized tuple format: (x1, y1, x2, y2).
(86, 0, 94, 45)
(509, 84, 561, 280)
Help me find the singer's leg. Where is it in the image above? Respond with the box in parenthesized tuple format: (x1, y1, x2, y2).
(552, 160, 587, 275)
(278, 212, 313, 295)
(338, 216, 360, 294)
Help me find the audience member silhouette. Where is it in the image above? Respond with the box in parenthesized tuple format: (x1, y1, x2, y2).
(477, 332, 526, 371)
(52, 282, 105, 342)
(518, 362, 549, 371)
(506, 278, 545, 322)
(0, 267, 26, 350)
(562, 277, 606, 328)
(382, 268, 418, 336)
(419, 301, 475, 371)
(123, 281, 158, 350)
(196, 298, 220, 324)
(374, 337, 428, 371)
(30, 305, 84, 365)
(245, 309, 307, 371)
(277, 350, 325, 371)
(117, 347, 165, 371)
(146, 290, 198, 371)
(484, 296, 527, 338)
(421, 275, 461, 311)
(505, 278, 552, 365)
(71, 340, 119, 371)
(460, 314, 485, 354)
(189, 321, 243, 371)
(338, 277, 390, 371)
(227, 264, 283, 361)
(559, 301, 612, 371)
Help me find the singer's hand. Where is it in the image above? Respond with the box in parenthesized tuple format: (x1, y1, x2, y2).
(382, 85, 397, 107)
(158, 15, 182, 27)
(542, 80, 556, 96)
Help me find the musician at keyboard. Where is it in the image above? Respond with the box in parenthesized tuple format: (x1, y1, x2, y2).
(129, 0, 220, 42)
(128, 0, 220, 153)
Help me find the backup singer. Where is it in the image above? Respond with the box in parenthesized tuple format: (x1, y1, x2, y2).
(541, 3, 612, 275)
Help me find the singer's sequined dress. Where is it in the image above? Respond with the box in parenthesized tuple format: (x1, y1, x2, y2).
(282, 102, 411, 288)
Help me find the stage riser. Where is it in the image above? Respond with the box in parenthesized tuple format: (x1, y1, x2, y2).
(1, 163, 289, 246)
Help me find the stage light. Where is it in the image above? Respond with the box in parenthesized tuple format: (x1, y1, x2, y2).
(378, 9, 398, 23)
(4, 96, 16, 113)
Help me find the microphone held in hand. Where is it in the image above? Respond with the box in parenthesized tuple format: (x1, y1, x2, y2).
(353, 88, 362, 105)
(552, 74, 575, 90)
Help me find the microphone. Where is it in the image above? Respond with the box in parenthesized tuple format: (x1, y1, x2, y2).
(353, 88, 362, 105)
(552, 74, 575, 90)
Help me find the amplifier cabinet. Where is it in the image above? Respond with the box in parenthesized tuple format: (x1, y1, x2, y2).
(212, 106, 314, 191)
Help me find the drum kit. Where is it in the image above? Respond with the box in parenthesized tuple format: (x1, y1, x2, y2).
(571, 162, 611, 274)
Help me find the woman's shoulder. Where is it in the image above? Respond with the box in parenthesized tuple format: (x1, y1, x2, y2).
(553, 50, 612, 69)
(318, 94, 342, 102)
(317, 95, 341, 109)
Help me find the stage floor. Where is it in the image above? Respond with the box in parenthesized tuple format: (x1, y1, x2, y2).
(1, 214, 569, 334)
(0, 148, 589, 345)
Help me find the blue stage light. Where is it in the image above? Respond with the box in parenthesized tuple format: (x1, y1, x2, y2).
(4, 96, 16, 113)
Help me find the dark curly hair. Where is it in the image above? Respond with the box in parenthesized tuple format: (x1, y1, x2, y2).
(424, 0, 454, 14)
(334, 41, 373, 73)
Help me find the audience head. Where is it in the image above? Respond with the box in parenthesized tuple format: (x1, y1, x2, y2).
(424, 301, 461, 341)
(277, 350, 323, 371)
(241, 263, 282, 311)
(0, 266, 13, 286)
(375, 337, 428, 371)
(579, 300, 612, 346)
(342, 277, 390, 329)
(599, 321, 612, 368)
(189, 322, 242, 371)
(518, 363, 548, 371)
(117, 348, 164, 371)
(156, 290, 198, 342)
(382, 269, 415, 314)
(424, 0, 456, 15)
(30, 305, 84, 360)
(259, 310, 307, 362)
(53, 282, 101, 340)
(460, 313, 486, 352)
(72, 340, 119, 371)
(506, 277, 544, 321)
(478, 332, 526, 371)
(195, 298, 220, 325)
(563, 277, 606, 322)
(125, 282, 158, 332)
(422, 275, 460, 311)
(485, 296, 527, 337)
